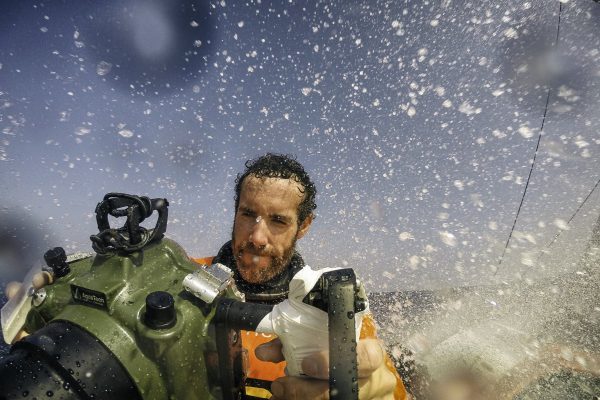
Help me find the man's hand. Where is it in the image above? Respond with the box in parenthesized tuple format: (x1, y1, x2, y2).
(4, 281, 22, 300)
(256, 338, 397, 400)
(6, 270, 52, 295)
(3, 272, 52, 343)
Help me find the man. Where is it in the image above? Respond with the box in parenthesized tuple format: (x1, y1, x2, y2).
(6, 153, 407, 399)
(194, 153, 407, 400)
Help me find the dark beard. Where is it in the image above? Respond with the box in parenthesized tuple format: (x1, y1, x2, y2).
(213, 240, 306, 304)
(232, 232, 297, 284)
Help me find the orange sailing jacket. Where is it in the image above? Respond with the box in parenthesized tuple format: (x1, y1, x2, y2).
(193, 256, 407, 399)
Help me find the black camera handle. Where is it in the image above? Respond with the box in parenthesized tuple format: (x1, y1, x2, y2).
(90, 193, 169, 254)
(304, 268, 364, 400)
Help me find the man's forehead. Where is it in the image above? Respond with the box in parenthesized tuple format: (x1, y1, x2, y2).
(242, 175, 304, 195)
(240, 175, 304, 210)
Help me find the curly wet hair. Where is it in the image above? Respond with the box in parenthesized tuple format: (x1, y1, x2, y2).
(234, 153, 317, 224)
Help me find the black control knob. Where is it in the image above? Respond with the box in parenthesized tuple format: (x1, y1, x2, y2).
(144, 291, 176, 329)
(43, 247, 70, 278)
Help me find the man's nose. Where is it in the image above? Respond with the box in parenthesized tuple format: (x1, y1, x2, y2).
(249, 217, 268, 247)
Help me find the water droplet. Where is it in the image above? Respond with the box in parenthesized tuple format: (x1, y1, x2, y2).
(439, 231, 457, 247)
(46, 390, 53, 397)
(118, 129, 134, 138)
(74, 127, 90, 136)
(96, 61, 112, 76)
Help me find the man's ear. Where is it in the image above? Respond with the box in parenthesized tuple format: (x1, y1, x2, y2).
(296, 214, 313, 240)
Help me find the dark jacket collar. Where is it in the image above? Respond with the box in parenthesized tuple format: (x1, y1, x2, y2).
(213, 241, 305, 304)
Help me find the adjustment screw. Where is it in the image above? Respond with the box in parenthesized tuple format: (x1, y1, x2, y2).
(44, 247, 70, 278)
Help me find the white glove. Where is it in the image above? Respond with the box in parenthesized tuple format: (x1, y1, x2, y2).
(255, 265, 368, 376)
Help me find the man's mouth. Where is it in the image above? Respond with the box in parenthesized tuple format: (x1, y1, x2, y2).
(237, 249, 269, 266)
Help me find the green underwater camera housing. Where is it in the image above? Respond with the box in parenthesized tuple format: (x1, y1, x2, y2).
(0, 193, 363, 400)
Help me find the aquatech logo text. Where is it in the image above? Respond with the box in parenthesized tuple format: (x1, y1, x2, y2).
(71, 285, 108, 309)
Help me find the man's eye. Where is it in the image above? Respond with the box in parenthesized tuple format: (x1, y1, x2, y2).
(272, 218, 287, 225)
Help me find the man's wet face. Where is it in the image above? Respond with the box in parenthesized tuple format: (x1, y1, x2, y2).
(232, 175, 307, 283)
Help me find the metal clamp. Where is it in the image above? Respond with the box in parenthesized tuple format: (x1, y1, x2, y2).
(183, 263, 235, 304)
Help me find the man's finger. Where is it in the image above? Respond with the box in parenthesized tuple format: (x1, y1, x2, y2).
(357, 339, 385, 378)
(32, 271, 53, 290)
(255, 338, 285, 363)
(5, 281, 21, 300)
(301, 338, 386, 380)
(301, 349, 329, 379)
(11, 329, 30, 344)
(270, 376, 329, 400)
(357, 363, 397, 400)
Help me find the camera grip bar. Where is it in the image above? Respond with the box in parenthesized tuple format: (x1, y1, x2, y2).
(214, 298, 273, 331)
(324, 269, 360, 400)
